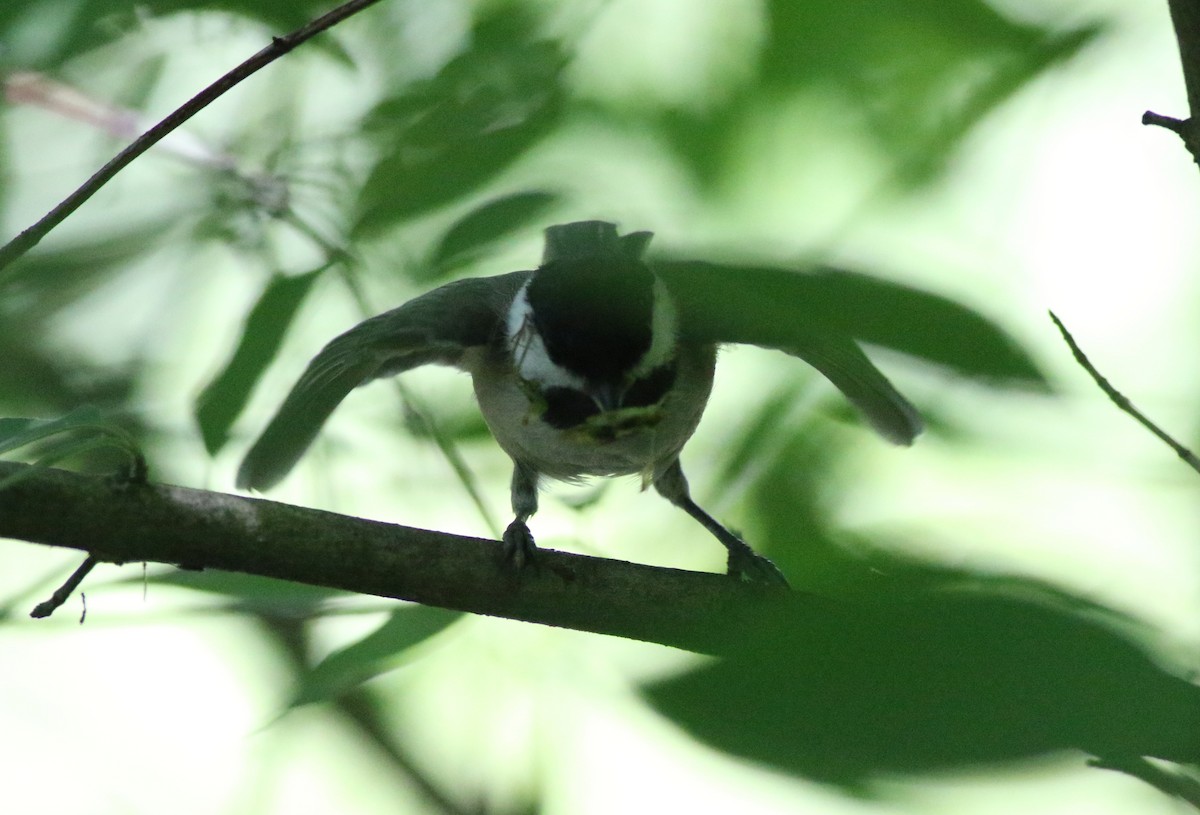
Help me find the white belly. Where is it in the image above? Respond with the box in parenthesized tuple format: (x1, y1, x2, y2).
(463, 344, 716, 482)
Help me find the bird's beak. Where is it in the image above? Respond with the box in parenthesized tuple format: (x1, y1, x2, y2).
(588, 381, 622, 413)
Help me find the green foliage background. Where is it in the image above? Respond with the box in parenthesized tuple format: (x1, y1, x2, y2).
(1, 1, 1198, 813)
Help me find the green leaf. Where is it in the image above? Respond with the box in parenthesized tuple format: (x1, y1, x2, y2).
(195, 268, 322, 456)
(0, 407, 142, 487)
(143, 569, 341, 614)
(290, 605, 462, 708)
(729, 412, 851, 581)
(0, 0, 351, 70)
(0, 406, 117, 456)
(645, 574, 1198, 785)
(655, 1, 1100, 190)
(709, 379, 807, 493)
(759, 0, 1102, 183)
(0, 228, 168, 300)
(352, 12, 566, 235)
(426, 190, 558, 279)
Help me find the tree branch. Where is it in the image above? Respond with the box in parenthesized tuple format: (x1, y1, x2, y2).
(1145, 0, 1200, 163)
(0, 461, 776, 653)
(0, 0, 386, 274)
(1169, 0, 1200, 118)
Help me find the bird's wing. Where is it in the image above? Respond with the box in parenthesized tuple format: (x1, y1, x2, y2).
(655, 260, 922, 445)
(237, 271, 530, 490)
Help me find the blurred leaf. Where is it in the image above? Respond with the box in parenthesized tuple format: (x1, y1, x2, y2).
(656, 260, 1046, 385)
(700, 379, 837, 575)
(392, 382, 502, 537)
(646, 574, 1200, 786)
(146, 569, 341, 614)
(0, 110, 8, 217)
(189, 164, 296, 249)
(195, 268, 322, 456)
(0, 325, 138, 415)
(290, 604, 461, 708)
(112, 51, 169, 114)
(0, 406, 123, 455)
(0, 0, 348, 70)
(425, 190, 558, 279)
(557, 480, 610, 512)
(730, 415, 850, 581)
(398, 396, 493, 443)
(0, 229, 166, 304)
(352, 11, 566, 235)
(0, 407, 142, 486)
(710, 379, 807, 492)
(0, 233, 178, 417)
(0, 412, 68, 453)
(760, 0, 1102, 183)
(738, 414, 982, 591)
(0, 0, 95, 70)
(655, 1, 1099, 189)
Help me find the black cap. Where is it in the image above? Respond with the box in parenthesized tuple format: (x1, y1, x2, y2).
(529, 222, 658, 383)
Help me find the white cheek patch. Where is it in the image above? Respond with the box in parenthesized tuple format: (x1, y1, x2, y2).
(632, 277, 678, 378)
(506, 282, 587, 391)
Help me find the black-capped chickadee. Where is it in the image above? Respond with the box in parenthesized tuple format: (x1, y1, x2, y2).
(237, 221, 921, 585)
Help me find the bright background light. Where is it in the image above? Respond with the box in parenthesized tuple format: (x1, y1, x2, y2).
(1, 1, 1197, 813)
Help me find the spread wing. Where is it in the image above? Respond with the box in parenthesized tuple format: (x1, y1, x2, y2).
(656, 260, 923, 445)
(237, 271, 530, 491)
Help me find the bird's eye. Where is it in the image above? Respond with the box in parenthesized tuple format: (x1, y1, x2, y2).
(621, 364, 677, 408)
(541, 387, 601, 429)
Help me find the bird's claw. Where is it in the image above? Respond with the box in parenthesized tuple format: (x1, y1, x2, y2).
(502, 520, 539, 572)
(726, 547, 790, 589)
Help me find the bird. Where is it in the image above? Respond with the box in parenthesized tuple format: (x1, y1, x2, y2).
(237, 221, 922, 585)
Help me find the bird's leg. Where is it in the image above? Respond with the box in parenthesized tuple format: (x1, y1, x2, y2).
(502, 462, 540, 569)
(654, 459, 790, 588)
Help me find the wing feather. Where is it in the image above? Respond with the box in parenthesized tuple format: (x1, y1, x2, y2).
(656, 260, 922, 445)
(237, 271, 528, 490)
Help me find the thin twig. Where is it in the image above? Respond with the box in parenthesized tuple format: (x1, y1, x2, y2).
(30, 554, 98, 619)
(1049, 311, 1200, 475)
(1143, 110, 1189, 135)
(0, 0, 386, 274)
(1142, 110, 1200, 165)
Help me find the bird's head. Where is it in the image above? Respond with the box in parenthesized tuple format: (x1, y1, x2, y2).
(506, 221, 679, 433)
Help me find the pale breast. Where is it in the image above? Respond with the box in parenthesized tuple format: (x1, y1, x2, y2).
(461, 344, 716, 482)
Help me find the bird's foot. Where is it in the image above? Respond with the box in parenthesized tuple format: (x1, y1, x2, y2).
(726, 545, 790, 589)
(502, 519, 539, 572)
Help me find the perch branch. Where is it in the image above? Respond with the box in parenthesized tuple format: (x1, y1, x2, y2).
(0, 461, 778, 654)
